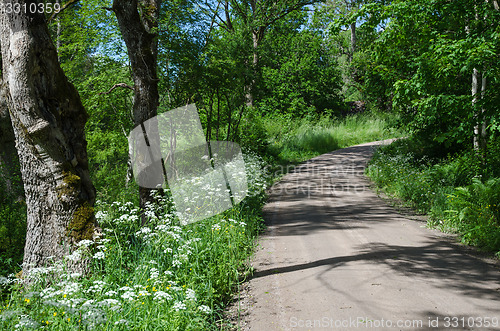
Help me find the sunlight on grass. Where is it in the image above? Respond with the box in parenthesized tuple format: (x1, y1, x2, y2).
(264, 112, 404, 164)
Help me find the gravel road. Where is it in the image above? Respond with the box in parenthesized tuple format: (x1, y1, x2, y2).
(233, 140, 500, 331)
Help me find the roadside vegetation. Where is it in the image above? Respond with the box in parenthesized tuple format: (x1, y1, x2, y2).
(0, 153, 269, 330)
(262, 111, 402, 164)
(367, 137, 500, 257)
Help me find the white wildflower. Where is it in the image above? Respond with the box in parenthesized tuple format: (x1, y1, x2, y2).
(198, 305, 211, 314)
(185, 288, 196, 301)
(150, 268, 159, 279)
(65, 251, 81, 262)
(121, 291, 136, 301)
(105, 290, 117, 297)
(118, 286, 132, 291)
(138, 290, 151, 297)
(97, 299, 120, 307)
(82, 299, 95, 308)
(77, 240, 94, 247)
(95, 211, 108, 220)
(14, 315, 38, 329)
(173, 301, 186, 311)
(153, 291, 172, 302)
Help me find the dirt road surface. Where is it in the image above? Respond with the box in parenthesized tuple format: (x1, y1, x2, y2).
(233, 140, 500, 331)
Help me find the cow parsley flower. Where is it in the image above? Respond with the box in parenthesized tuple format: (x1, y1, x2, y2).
(173, 301, 186, 311)
(77, 240, 94, 247)
(198, 305, 211, 314)
(185, 288, 196, 301)
(153, 291, 172, 302)
(150, 268, 159, 279)
(121, 291, 136, 301)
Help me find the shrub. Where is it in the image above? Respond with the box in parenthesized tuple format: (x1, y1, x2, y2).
(445, 178, 500, 253)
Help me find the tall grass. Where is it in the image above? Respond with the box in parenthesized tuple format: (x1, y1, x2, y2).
(263, 111, 403, 164)
(0, 152, 270, 330)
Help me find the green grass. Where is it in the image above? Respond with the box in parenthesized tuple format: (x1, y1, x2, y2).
(366, 137, 500, 256)
(0, 153, 270, 330)
(262, 111, 404, 165)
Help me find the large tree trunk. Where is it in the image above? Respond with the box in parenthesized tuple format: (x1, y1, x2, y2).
(112, 0, 161, 223)
(0, 4, 96, 276)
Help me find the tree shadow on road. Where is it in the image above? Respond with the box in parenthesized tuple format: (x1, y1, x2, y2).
(252, 238, 500, 302)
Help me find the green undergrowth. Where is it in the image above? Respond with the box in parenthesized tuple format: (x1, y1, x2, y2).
(366, 137, 500, 256)
(261, 111, 404, 165)
(0, 202, 26, 280)
(0, 152, 270, 330)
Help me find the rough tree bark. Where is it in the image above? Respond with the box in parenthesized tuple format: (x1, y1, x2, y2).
(0, 2, 96, 275)
(246, 27, 264, 108)
(350, 21, 356, 58)
(111, 0, 161, 223)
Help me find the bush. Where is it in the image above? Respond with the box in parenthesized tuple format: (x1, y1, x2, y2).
(445, 178, 500, 252)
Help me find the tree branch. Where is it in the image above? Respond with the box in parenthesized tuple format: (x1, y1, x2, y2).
(99, 83, 134, 95)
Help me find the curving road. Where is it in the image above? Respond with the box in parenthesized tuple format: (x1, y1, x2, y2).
(235, 140, 500, 331)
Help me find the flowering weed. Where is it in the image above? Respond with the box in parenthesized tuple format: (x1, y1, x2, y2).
(0, 154, 270, 330)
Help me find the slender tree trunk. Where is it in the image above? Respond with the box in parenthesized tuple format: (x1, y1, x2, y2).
(350, 22, 356, 62)
(471, 0, 497, 152)
(112, 0, 161, 223)
(55, 0, 61, 58)
(480, 72, 487, 151)
(472, 68, 479, 150)
(246, 28, 264, 108)
(216, 88, 221, 141)
(0, 7, 96, 276)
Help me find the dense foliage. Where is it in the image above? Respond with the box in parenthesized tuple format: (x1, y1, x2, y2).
(0, 0, 499, 328)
